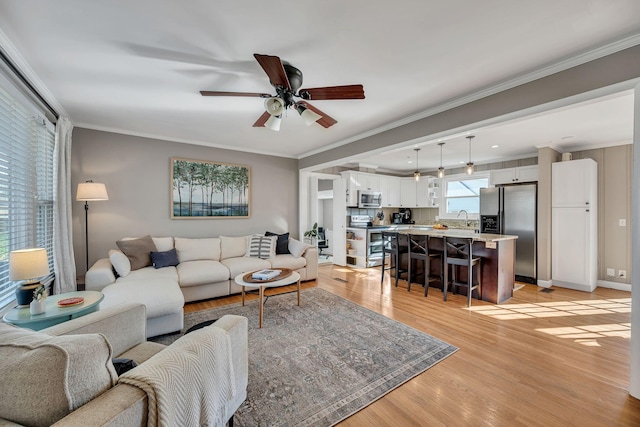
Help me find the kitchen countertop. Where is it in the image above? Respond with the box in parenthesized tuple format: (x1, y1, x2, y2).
(347, 224, 517, 242)
(389, 226, 517, 242)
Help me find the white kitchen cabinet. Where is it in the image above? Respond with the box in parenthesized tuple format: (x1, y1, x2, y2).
(341, 171, 382, 207)
(379, 175, 400, 207)
(552, 160, 596, 208)
(551, 159, 597, 292)
(341, 171, 360, 207)
(399, 178, 416, 207)
(399, 177, 429, 207)
(490, 165, 538, 185)
(359, 173, 379, 191)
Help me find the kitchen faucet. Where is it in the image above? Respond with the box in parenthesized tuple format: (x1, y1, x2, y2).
(457, 209, 471, 227)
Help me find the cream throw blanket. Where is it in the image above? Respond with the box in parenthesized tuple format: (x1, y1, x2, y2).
(119, 326, 236, 427)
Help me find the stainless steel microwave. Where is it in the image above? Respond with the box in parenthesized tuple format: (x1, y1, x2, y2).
(358, 190, 382, 208)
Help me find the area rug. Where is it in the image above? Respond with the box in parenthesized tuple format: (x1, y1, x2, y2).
(153, 288, 457, 426)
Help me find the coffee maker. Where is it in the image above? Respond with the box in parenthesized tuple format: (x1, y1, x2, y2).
(399, 208, 414, 224)
(392, 212, 403, 224)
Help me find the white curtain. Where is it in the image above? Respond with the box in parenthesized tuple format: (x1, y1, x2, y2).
(53, 117, 77, 294)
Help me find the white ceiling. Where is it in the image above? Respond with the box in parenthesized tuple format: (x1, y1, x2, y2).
(0, 1, 638, 169)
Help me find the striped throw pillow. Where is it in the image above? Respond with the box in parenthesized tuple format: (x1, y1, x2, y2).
(246, 235, 276, 259)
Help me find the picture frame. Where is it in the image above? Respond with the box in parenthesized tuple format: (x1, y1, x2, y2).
(171, 157, 250, 219)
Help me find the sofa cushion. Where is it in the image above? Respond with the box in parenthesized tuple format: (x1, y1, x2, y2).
(268, 254, 307, 270)
(220, 235, 248, 260)
(288, 237, 312, 258)
(116, 235, 158, 270)
(152, 237, 175, 252)
(245, 234, 276, 259)
(109, 249, 131, 277)
(265, 231, 290, 255)
(175, 237, 221, 262)
(221, 256, 271, 279)
(101, 279, 184, 319)
(0, 323, 117, 427)
(115, 265, 179, 284)
(177, 260, 230, 287)
(151, 248, 180, 269)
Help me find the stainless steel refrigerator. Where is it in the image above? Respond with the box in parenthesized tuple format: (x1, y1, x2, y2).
(480, 184, 537, 284)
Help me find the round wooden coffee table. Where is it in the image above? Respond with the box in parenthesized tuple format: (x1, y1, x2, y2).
(234, 270, 301, 328)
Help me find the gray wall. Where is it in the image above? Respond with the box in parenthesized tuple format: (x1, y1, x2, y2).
(572, 145, 633, 284)
(537, 145, 632, 285)
(71, 128, 299, 274)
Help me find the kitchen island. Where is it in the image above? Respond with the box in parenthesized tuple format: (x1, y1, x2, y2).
(394, 228, 518, 304)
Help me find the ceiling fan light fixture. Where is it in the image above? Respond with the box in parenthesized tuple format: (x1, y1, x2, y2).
(413, 148, 421, 182)
(437, 142, 445, 179)
(465, 135, 475, 175)
(298, 104, 322, 126)
(264, 97, 285, 116)
(265, 115, 282, 131)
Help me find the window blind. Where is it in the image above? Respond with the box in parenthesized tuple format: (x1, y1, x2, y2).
(0, 83, 55, 308)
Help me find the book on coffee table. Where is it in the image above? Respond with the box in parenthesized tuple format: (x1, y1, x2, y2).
(252, 269, 281, 280)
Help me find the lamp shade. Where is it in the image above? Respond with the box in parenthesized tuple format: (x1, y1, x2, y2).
(9, 248, 50, 281)
(298, 105, 322, 126)
(265, 115, 282, 131)
(264, 97, 284, 116)
(76, 182, 109, 201)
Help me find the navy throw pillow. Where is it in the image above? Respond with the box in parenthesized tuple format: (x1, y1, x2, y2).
(265, 231, 290, 255)
(150, 248, 179, 269)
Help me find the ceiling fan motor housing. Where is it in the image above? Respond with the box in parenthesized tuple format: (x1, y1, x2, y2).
(273, 64, 304, 107)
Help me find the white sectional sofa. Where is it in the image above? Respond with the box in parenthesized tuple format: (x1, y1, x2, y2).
(85, 234, 318, 337)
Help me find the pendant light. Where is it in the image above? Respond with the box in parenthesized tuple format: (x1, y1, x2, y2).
(465, 135, 475, 175)
(437, 142, 445, 179)
(413, 148, 421, 181)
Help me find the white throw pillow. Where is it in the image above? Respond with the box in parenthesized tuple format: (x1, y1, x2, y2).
(109, 249, 131, 277)
(245, 235, 276, 259)
(220, 235, 249, 260)
(288, 237, 311, 258)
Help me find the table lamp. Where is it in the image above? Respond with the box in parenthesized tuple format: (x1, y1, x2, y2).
(10, 248, 50, 307)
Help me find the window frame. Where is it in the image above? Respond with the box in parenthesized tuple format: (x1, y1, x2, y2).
(438, 172, 490, 220)
(0, 72, 55, 311)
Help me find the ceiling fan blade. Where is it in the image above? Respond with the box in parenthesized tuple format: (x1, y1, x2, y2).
(301, 102, 337, 128)
(200, 91, 271, 97)
(299, 84, 365, 100)
(253, 54, 291, 90)
(252, 111, 271, 127)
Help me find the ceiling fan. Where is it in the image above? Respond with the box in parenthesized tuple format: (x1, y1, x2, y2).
(200, 53, 365, 130)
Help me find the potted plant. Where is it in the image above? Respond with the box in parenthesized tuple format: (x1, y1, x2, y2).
(30, 284, 47, 315)
(304, 222, 318, 245)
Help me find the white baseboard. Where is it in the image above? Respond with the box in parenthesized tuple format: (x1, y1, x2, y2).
(597, 280, 632, 292)
(537, 278, 631, 292)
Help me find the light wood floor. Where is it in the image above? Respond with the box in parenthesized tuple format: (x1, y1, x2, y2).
(186, 265, 640, 426)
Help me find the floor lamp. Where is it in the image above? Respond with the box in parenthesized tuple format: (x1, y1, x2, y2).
(76, 181, 109, 273)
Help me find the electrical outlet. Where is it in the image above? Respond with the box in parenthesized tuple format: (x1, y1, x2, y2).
(607, 268, 615, 277)
(618, 270, 627, 279)
(619, 219, 627, 227)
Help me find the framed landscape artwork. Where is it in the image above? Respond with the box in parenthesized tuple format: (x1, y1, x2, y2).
(171, 157, 250, 219)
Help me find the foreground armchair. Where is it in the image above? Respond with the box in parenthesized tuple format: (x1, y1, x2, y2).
(0, 304, 248, 427)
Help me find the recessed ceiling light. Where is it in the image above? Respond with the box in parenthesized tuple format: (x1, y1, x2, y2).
(459, 161, 465, 164)
(491, 144, 499, 148)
